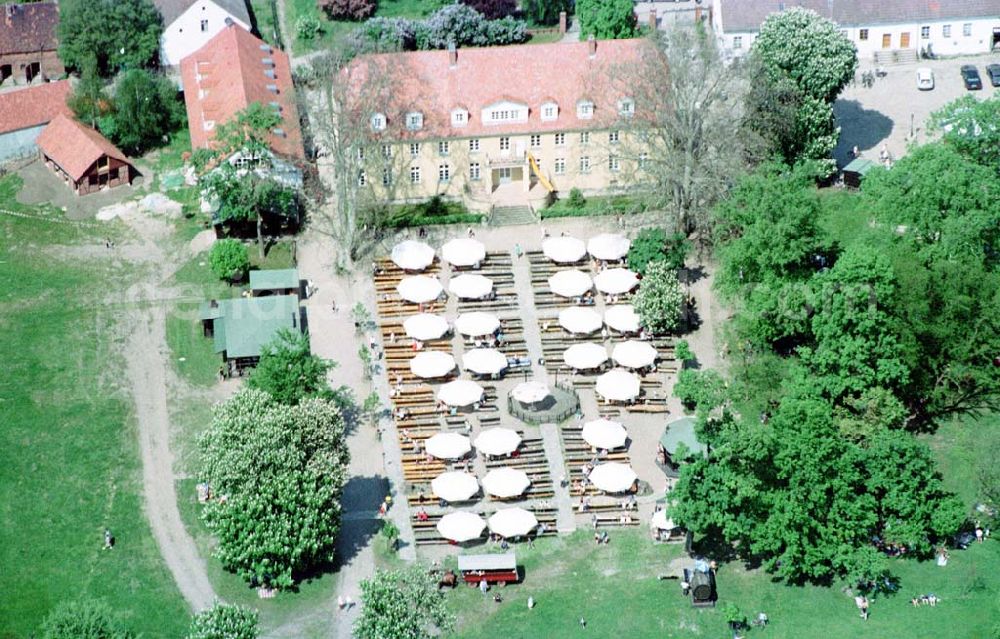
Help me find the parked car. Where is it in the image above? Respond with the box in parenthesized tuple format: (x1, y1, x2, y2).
(987, 63, 1000, 86)
(916, 67, 934, 90)
(961, 65, 983, 90)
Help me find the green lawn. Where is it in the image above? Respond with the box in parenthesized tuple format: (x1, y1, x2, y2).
(0, 175, 189, 637)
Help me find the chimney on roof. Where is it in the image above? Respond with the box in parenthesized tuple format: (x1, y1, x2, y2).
(587, 34, 596, 58)
(448, 41, 457, 68)
(648, 8, 656, 31)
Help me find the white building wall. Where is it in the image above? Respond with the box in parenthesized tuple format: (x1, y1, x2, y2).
(0, 124, 46, 163)
(160, 1, 251, 68)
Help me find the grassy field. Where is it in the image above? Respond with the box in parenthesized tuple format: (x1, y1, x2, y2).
(0, 175, 189, 637)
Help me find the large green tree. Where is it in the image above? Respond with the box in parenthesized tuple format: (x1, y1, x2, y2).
(248, 329, 333, 405)
(58, 0, 162, 76)
(40, 600, 133, 639)
(748, 7, 856, 165)
(521, 0, 571, 26)
(198, 389, 350, 588)
(576, 0, 636, 40)
(930, 94, 1000, 171)
(101, 69, 185, 155)
(354, 566, 454, 639)
(186, 603, 259, 639)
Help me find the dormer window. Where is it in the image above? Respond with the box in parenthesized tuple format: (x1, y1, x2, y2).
(541, 101, 558, 122)
(482, 100, 528, 125)
(577, 100, 594, 119)
(618, 97, 635, 117)
(371, 113, 386, 131)
(406, 111, 424, 131)
(451, 108, 468, 127)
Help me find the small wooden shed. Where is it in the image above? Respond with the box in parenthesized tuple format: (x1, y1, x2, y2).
(842, 158, 877, 189)
(36, 114, 136, 195)
(249, 268, 301, 297)
(198, 294, 304, 376)
(457, 552, 518, 586)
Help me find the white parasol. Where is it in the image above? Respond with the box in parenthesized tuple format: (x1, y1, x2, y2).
(463, 348, 508, 376)
(588, 462, 638, 493)
(488, 507, 538, 538)
(548, 270, 593, 298)
(582, 418, 628, 450)
(403, 313, 449, 340)
(542, 236, 587, 263)
(431, 471, 480, 502)
(604, 305, 640, 333)
(651, 509, 677, 531)
(594, 268, 639, 295)
(437, 379, 485, 407)
(612, 340, 658, 369)
(436, 511, 486, 542)
(595, 369, 641, 401)
(441, 238, 486, 267)
(474, 427, 521, 456)
(391, 240, 435, 270)
(558, 306, 603, 334)
(482, 467, 531, 498)
(397, 275, 443, 304)
(425, 432, 472, 459)
(449, 273, 494, 299)
(409, 351, 456, 378)
(511, 381, 550, 404)
(454, 311, 500, 336)
(562, 343, 609, 370)
(587, 233, 631, 261)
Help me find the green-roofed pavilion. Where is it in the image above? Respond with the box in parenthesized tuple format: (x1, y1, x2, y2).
(660, 416, 707, 462)
(249, 268, 300, 296)
(199, 294, 304, 375)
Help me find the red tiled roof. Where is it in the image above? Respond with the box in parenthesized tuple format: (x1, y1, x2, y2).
(0, 80, 71, 135)
(719, 0, 1000, 32)
(344, 39, 655, 140)
(0, 1, 59, 55)
(36, 114, 132, 182)
(179, 23, 304, 160)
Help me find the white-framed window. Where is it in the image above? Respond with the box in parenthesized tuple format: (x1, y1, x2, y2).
(943, 24, 952, 38)
(530, 134, 541, 148)
(483, 101, 528, 125)
(638, 152, 648, 169)
(608, 155, 620, 172)
(382, 168, 391, 186)
(356, 147, 365, 161)
(381, 144, 392, 158)
(410, 165, 421, 183)
(470, 162, 481, 181)
(406, 111, 423, 130)
(358, 170, 367, 186)
(469, 138, 480, 152)
(608, 131, 619, 145)
(859, 28, 869, 41)
(541, 102, 558, 121)
(576, 100, 594, 119)
(438, 141, 449, 156)
(920, 25, 930, 39)
(580, 131, 590, 144)
(200, 19, 208, 32)
(451, 108, 468, 127)
(579, 156, 591, 173)
(371, 113, 386, 131)
(554, 133, 565, 146)
(499, 137, 510, 151)
(963, 22, 972, 36)
(554, 158, 565, 174)
(438, 163, 450, 183)
(733, 36, 743, 49)
(409, 143, 420, 158)
(617, 97, 635, 117)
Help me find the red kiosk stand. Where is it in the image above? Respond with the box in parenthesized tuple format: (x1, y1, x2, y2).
(458, 552, 518, 586)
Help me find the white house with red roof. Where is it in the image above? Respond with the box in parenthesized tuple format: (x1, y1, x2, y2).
(342, 38, 655, 211)
(180, 22, 304, 188)
(154, 0, 252, 68)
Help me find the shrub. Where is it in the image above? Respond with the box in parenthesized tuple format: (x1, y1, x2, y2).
(381, 196, 484, 228)
(633, 259, 684, 334)
(209, 239, 250, 282)
(346, 4, 527, 53)
(296, 15, 323, 40)
(40, 600, 133, 639)
(186, 603, 259, 639)
(674, 369, 727, 413)
(461, 0, 516, 20)
(322, 0, 377, 20)
(567, 187, 586, 209)
(576, 0, 637, 40)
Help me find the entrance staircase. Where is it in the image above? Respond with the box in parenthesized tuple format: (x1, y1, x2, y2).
(491, 204, 536, 226)
(873, 48, 918, 66)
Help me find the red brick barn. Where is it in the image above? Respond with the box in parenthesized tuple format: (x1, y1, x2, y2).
(36, 115, 138, 195)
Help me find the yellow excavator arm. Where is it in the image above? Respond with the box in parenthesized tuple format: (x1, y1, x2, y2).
(527, 152, 555, 192)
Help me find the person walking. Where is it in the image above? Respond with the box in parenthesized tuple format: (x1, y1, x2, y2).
(103, 528, 114, 550)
